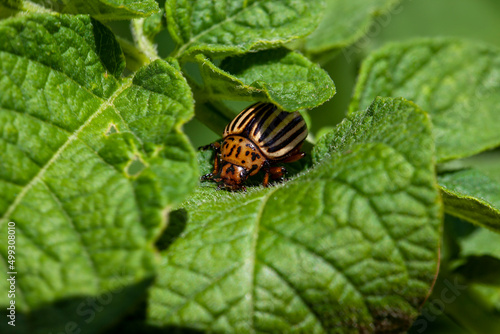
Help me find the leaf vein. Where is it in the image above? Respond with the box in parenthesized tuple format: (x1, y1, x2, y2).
(39, 180, 100, 282)
(249, 187, 280, 333)
(259, 262, 328, 333)
(0, 80, 132, 223)
(159, 264, 243, 318)
(173, 1, 261, 58)
(261, 223, 368, 306)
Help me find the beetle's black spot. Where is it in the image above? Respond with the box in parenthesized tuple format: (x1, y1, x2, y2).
(245, 151, 250, 156)
(235, 146, 241, 157)
(241, 160, 245, 164)
(251, 152, 261, 161)
(250, 164, 259, 173)
(228, 137, 235, 141)
(226, 164, 235, 174)
(239, 138, 243, 142)
(227, 145, 235, 157)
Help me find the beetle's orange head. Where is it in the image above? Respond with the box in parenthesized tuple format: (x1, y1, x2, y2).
(219, 162, 249, 188)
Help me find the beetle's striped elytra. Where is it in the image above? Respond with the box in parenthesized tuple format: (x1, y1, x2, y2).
(201, 102, 308, 191)
(223, 103, 308, 159)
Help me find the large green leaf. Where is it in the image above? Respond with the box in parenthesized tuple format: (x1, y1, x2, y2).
(350, 39, 500, 162)
(147, 97, 441, 333)
(439, 169, 500, 232)
(0, 0, 160, 20)
(196, 48, 335, 111)
(0, 14, 196, 333)
(304, 0, 400, 55)
(167, 0, 325, 60)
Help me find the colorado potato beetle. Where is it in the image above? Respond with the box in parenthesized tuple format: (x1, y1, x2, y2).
(201, 102, 308, 191)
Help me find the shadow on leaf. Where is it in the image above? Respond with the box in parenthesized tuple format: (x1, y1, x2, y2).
(0, 277, 153, 334)
(156, 208, 189, 251)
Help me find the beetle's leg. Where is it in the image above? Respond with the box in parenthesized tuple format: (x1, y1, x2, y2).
(201, 173, 213, 181)
(262, 166, 286, 187)
(280, 152, 305, 163)
(202, 156, 220, 179)
(263, 170, 270, 187)
(199, 141, 221, 152)
(211, 152, 221, 175)
(228, 183, 244, 192)
(201, 148, 222, 180)
(269, 166, 286, 181)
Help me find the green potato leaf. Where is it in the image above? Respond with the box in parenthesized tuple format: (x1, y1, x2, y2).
(439, 169, 500, 232)
(167, 0, 325, 60)
(130, 7, 167, 61)
(196, 48, 335, 111)
(350, 39, 500, 162)
(304, 0, 401, 55)
(147, 97, 441, 333)
(459, 228, 500, 260)
(450, 228, 500, 325)
(1, 0, 160, 20)
(0, 14, 197, 333)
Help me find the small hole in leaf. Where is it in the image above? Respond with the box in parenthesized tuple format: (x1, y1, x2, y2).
(105, 123, 118, 135)
(126, 156, 146, 176)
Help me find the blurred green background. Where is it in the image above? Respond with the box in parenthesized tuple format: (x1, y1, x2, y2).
(182, 0, 500, 148)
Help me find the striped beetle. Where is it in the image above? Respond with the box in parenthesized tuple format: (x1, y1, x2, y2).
(201, 102, 307, 191)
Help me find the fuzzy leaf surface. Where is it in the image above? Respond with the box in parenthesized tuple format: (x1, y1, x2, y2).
(167, 0, 325, 60)
(350, 39, 500, 162)
(197, 48, 335, 111)
(0, 14, 196, 333)
(439, 169, 500, 232)
(2, 0, 159, 20)
(147, 97, 441, 333)
(305, 0, 400, 55)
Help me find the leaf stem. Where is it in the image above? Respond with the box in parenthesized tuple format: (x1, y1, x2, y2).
(195, 99, 235, 135)
(131, 18, 160, 62)
(185, 75, 236, 134)
(115, 36, 150, 73)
